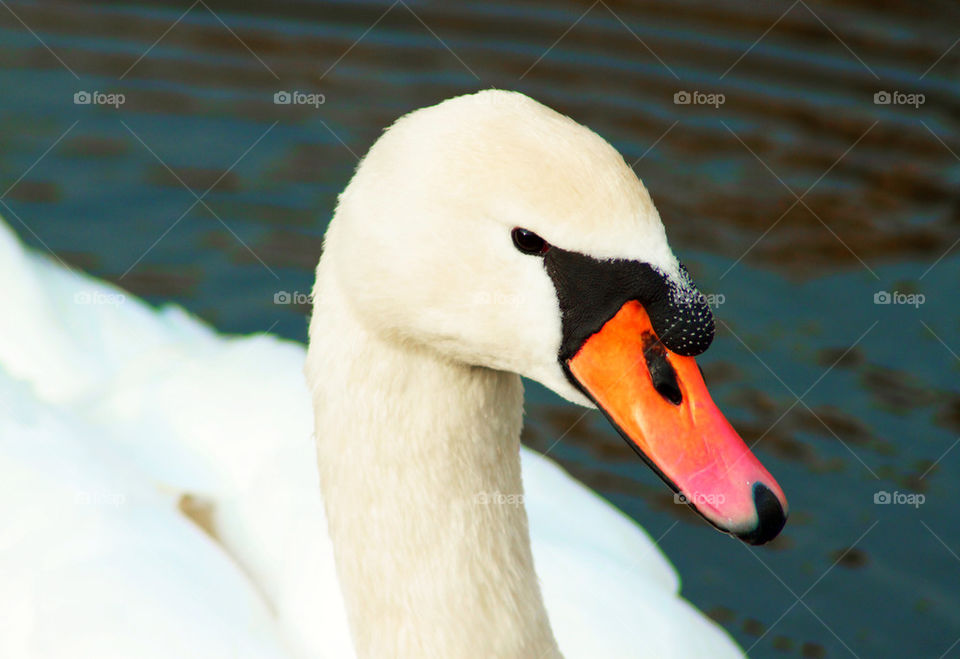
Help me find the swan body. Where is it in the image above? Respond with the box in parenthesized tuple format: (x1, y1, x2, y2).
(0, 90, 758, 657)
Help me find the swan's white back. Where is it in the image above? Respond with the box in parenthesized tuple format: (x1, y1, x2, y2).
(0, 208, 740, 658)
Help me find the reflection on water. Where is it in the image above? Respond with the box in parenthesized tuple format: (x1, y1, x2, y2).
(1, 0, 958, 656)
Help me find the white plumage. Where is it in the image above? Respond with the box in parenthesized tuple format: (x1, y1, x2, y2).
(0, 90, 743, 658)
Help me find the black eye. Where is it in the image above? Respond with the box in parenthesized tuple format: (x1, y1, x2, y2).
(511, 228, 549, 255)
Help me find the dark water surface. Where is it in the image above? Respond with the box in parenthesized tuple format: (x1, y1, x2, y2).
(1, 0, 959, 656)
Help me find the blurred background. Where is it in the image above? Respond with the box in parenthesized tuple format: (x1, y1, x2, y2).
(1, 0, 958, 656)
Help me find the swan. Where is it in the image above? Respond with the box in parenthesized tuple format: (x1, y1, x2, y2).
(0, 89, 786, 658)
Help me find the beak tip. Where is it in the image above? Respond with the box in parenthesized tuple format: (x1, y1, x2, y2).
(735, 482, 788, 546)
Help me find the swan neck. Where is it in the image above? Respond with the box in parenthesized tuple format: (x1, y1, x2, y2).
(306, 265, 560, 658)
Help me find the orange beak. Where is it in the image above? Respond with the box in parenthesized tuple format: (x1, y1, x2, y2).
(566, 300, 787, 544)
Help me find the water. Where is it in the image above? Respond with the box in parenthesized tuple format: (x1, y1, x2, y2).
(1, 0, 958, 656)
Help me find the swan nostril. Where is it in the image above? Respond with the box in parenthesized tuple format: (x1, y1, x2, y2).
(642, 332, 682, 405)
(654, 378, 682, 405)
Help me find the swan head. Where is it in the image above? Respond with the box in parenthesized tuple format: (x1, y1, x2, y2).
(323, 89, 787, 545)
